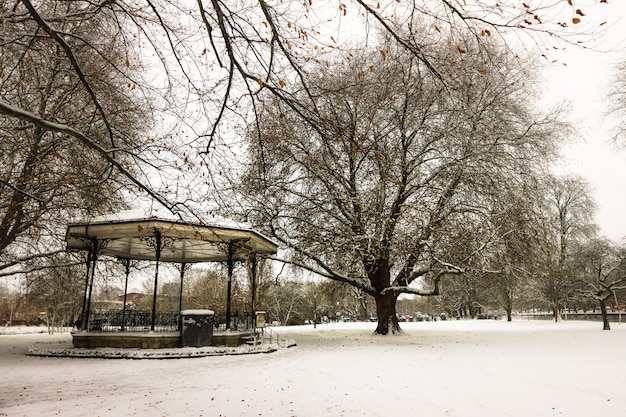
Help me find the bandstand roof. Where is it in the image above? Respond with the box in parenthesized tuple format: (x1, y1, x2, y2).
(65, 209, 278, 263)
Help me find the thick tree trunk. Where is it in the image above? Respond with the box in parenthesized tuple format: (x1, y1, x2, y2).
(506, 309, 512, 322)
(551, 303, 562, 322)
(600, 300, 611, 330)
(373, 292, 400, 335)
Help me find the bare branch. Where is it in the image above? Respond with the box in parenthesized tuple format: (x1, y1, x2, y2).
(20, 0, 116, 149)
(0, 99, 173, 213)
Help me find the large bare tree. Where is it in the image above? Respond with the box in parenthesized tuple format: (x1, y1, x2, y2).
(0, 1, 160, 277)
(238, 32, 563, 334)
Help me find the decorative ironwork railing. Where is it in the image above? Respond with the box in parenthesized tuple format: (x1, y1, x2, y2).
(83, 309, 259, 333)
(86, 309, 179, 333)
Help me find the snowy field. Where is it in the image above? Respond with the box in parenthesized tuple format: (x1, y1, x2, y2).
(1, 319, 625, 417)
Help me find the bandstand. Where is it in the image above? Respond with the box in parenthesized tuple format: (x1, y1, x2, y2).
(65, 209, 278, 349)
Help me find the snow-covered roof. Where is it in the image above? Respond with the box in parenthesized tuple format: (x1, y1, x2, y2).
(88, 208, 248, 230)
(65, 210, 278, 262)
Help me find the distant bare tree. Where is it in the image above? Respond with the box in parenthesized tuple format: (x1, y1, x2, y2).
(24, 258, 85, 333)
(572, 239, 626, 330)
(267, 278, 308, 326)
(186, 268, 228, 314)
(532, 175, 597, 321)
(481, 185, 547, 321)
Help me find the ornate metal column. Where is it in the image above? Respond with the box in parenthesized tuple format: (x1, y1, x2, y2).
(145, 228, 175, 331)
(249, 253, 258, 329)
(178, 263, 187, 331)
(148, 229, 161, 331)
(121, 258, 131, 332)
(79, 238, 102, 331)
(79, 245, 91, 330)
(226, 242, 235, 330)
(149, 229, 162, 331)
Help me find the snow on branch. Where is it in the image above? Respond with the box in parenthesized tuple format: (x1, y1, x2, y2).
(0, 99, 171, 213)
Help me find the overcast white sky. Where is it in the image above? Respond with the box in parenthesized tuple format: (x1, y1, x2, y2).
(543, 1, 626, 241)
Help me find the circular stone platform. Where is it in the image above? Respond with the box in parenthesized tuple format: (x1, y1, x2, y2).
(27, 338, 296, 359)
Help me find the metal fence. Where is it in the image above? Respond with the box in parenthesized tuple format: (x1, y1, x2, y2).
(212, 311, 256, 332)
(86, 309, 258, 333)
(87, 309, 179, 332)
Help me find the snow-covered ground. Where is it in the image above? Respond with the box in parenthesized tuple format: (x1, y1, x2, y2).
(0, 326, 48, 336)
(1, 319, 625, 417)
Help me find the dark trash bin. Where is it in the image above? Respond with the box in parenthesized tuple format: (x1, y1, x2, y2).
(180, 309, 214, 347)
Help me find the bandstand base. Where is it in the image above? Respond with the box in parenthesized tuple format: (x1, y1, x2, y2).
(72, 330, 254, 349)
(72, 331, 181, 349)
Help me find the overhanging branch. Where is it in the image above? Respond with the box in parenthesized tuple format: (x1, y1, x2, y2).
(270, 256, 375, 294)
(0, 99, 173, 213)
(0, 260, 83, 278)
(21, 0, 116, 149)
(381, 285, 440, 297)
